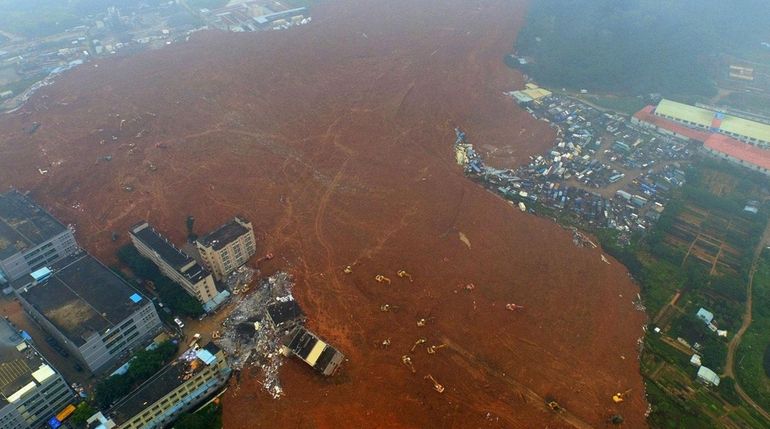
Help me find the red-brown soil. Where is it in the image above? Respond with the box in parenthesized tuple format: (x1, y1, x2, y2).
(0, 0, 648, 427)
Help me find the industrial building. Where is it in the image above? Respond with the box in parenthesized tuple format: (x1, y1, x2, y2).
(0, 190, 78, 284)
(703, 134, 770, 177)
(508, 83, 552, 106)
(196, 217, 256, 281)
(286, 327, 345, 376)
(651, 99, 770, 147)
(102, 343, 231, 429)
(129, 222, 219, 304)
(633, 100, 770, 176)
(0, 318, 73, 429)
(696, 366, 720, 387)
(14, 253, 162, 373)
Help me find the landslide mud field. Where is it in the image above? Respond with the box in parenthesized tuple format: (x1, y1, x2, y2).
(0, 0, 648, 427)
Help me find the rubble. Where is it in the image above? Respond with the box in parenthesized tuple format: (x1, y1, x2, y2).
(216, 272, 294, 399)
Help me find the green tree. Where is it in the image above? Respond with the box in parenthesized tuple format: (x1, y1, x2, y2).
(70, 402, 96, 428)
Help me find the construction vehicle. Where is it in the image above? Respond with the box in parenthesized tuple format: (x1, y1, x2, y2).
(380, 304, 399, 312)
(417, 318, 427, 327)
(426, 344, 447, 354)
(410, 338, 427, 353)
(381, 338, 391, 348)
(547, 401, 564, 413)
(257, 253, 274, 263)
(397, 270, 413, 282)
(424, 374, 445, 393)
(401, 355, 416, 374)
(612, 389, 632, 403)
(375, 275, 391, 284)
(343, 265, 353, 274)
(465, 283, 476, 291)
(505, 303, 524, 311)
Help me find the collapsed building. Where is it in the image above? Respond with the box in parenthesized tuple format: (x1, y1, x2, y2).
(216, 272, 345, 398)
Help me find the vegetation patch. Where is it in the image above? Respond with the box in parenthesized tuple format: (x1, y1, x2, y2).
(95, 340, 177, 408)
(117, 245, 204, 317)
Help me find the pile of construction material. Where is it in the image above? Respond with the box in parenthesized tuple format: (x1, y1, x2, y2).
(216, 272, 295, 398)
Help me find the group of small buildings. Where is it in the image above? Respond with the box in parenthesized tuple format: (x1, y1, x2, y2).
(198, 2, 310, 33)
(0, 190, 239, 428)
(632, 98, 770, 176)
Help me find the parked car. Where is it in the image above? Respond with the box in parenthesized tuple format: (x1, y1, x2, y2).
(174, 317, 185, 329)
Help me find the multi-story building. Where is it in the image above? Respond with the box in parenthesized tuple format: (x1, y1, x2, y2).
(102, 343, 231, 429)
(13, 253, 162, 373)
(195, 217, 256, 281)
(0, 190, 78, 283)
(0, 318, 73, 429)
(129, 222, 219, 304)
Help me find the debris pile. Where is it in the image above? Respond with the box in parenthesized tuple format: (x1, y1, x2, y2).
(216, 271, 295, 398)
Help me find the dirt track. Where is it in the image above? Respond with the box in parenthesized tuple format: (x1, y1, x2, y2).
(0, 0, 648, 427)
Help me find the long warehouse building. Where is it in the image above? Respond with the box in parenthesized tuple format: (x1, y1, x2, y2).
(13, 253, 162, 373)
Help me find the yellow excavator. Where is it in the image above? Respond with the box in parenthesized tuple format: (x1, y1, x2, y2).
(426, 344, 447, 354)
(375, 275, 391, 284)
(397, 270, 413, 282)
(612, 389, 632, 403)
(401, 355, 416, 374)
(424, 374, 445, 393)
(410, 338, 427, 353)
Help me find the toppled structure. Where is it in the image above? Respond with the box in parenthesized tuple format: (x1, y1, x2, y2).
(216, 272, 344, 398)
(286, 327, 345, 376)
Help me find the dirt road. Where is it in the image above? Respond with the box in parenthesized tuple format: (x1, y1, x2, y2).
(724, 222, 770, 421)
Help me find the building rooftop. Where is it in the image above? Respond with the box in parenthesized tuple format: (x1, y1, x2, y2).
(131, 222, 212, 283)
(634, 105, 712, 142)
(199, 218, 250, 251)
(16, 253, 150, 347)
(0, 318, 58, 406)
(720, 115, 770, 144)
(266, 300, 305, 326)
(130, 223, 191, 270)
(287, 327, 344, 376)
(654, 99, 714, 128)
(0, 190, 68, 260)
(704, 134, 770, 171)
(652, 100, 770, 144)
(108, 343, 222, 425)
(697, 365, 720, 386)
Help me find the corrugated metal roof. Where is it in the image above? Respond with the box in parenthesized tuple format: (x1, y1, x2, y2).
(633, 105, 712, 141)
(719, 115, 770, 144)
(704, 134, 770, 171)
(697, 366, 720, 386)
(655, 99, 714, 128)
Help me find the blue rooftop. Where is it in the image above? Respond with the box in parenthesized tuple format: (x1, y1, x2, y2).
(697, 308, 714, 324)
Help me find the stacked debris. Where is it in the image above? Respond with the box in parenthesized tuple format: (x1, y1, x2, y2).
(454, 127, 484, 174)
(216, 271, 295, 398)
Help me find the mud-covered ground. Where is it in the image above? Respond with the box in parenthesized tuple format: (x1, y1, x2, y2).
(0, 0, 648, 427)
